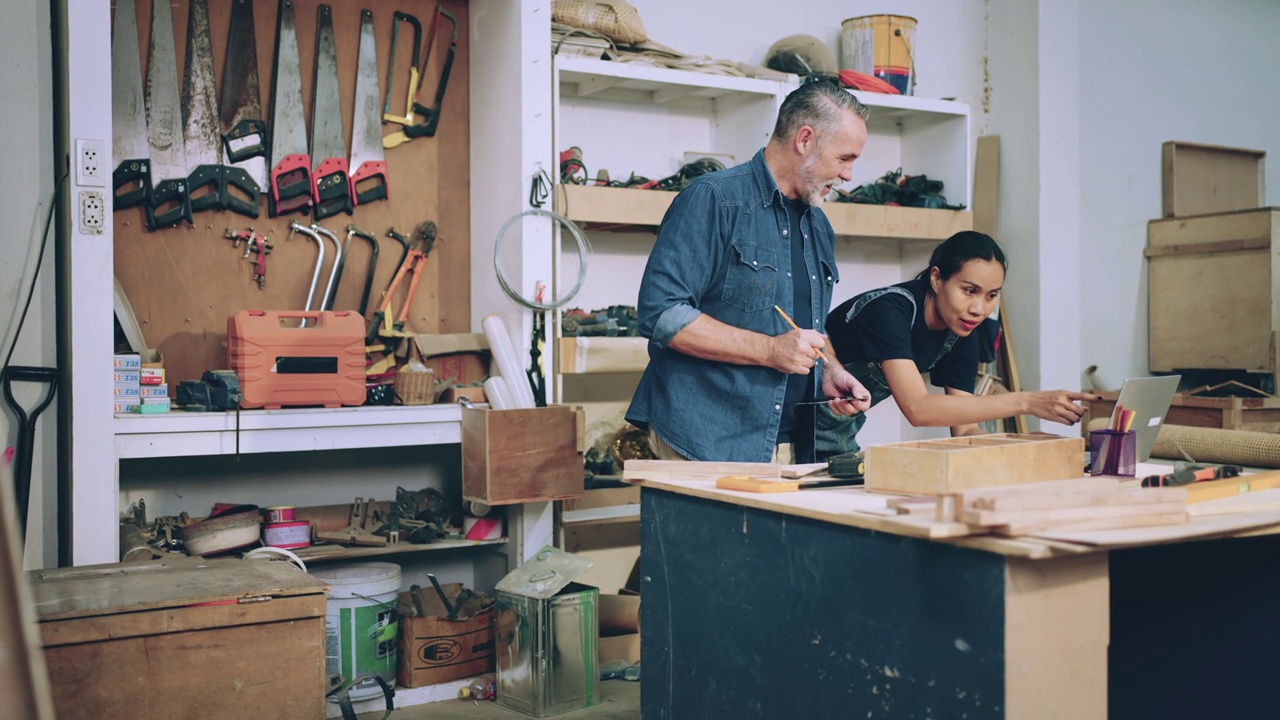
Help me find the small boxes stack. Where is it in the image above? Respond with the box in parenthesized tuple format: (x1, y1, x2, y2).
(113, 354, 141, 414)
(139, 365, 169, 415)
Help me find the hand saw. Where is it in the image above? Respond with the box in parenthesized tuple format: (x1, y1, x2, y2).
(268, 0, 314, 217)
(144, 0, 192, 229)
(310, 4, 353, 220)
(184, 0, 258, 218)
(219, 0, 269, 190)
(383, 6, 459, 149)
(349, 9, 388, 207)
(110, 0, 150, 211)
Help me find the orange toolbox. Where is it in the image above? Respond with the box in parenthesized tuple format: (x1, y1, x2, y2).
(228, 310, 366, 409)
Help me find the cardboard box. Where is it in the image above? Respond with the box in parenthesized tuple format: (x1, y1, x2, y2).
(599, 633, 640, 665)
(462, 405, 586, 505)
(411, 333, 490, 385)
(31, 557, 328, 720)
(865, 434, 1085, 495)
(397, 584, 495, 688)
(598, 593, 640, 665)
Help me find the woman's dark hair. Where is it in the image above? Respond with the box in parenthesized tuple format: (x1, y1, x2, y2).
(915, 231, 1007, 283)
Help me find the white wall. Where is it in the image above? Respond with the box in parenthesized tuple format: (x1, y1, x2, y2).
(0, 0, 57, 567)
(1077, 0, 1280, 385)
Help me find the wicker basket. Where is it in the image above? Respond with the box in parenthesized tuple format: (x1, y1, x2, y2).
(552, 0, 648, 44)
(394, 365, 436, 406)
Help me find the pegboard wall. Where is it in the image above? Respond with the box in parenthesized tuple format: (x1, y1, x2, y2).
(112, 0, 471, 389)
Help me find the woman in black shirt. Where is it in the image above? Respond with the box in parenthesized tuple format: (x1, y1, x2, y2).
(816, 231, 1097, 457)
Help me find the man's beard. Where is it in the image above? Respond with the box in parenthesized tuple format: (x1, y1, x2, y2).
(796, 148, 839, 205)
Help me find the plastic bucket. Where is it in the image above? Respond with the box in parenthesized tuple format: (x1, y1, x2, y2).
(841, 15, 917, 95)
(311, 562, 401, 702)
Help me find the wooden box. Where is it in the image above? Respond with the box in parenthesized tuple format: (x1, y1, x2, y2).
(1146, 208, 1280, 386)
(1087, 391, 1280, 433)
(462, 405, 586, 505)
(1161, 141, 1265, 218)
(864, 434, 1085, 495)
(29, 557, 328, 720)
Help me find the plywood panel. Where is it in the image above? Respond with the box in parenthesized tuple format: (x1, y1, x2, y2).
(113, 0, 471, 390)
(1148, 251, 1270, 371)
(1161, 141, 1265, 218)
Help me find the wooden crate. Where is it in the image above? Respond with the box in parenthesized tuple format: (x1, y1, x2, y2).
(1161, 141, 1265, 218)
(1146, 208, 1280, 387)
(29, 557, 328, 720)
(1087, 391, 1280, 433)
(864, 434, 1085, 495)
(462, 405, 586, 505)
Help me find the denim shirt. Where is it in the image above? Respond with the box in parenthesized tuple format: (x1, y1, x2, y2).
(625, 149, 840, 462)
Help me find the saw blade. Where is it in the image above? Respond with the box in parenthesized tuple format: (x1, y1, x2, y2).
(219, 0, 268, 192)
(349, 9, 388, 206)
(110, 0, 150, 209)
(182, 0, 220, 170)
(309, 3, 352, 219)
(267, 0, 313, 216)
(145, 0, 186, 183)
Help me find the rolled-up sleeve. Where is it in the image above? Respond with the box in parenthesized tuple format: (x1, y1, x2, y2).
(637, 182, 722, 348)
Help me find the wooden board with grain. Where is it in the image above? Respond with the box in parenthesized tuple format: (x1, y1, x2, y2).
(113, 0, 471, 389)
(1161, 141, 1265, 218)
(864, 434, 1085, 495)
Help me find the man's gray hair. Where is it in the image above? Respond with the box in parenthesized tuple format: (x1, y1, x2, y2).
(771, 80, 870, 142)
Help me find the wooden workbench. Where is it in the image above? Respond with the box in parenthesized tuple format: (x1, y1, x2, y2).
(633, 474, 1280, 720)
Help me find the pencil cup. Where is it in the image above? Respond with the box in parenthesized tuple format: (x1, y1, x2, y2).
(1089, 430, 1136, 477)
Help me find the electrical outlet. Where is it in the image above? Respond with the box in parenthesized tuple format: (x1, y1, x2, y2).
(79, 190, 105, 235)
(75, 138, 106, 187)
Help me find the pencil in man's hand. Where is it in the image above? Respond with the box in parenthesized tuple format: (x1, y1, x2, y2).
(774, 305, 835, 365)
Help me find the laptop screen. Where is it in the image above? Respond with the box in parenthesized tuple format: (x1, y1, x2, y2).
(1109, 376, 1181, 462)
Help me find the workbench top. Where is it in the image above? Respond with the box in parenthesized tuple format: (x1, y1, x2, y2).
(629, 462, 1280, 559)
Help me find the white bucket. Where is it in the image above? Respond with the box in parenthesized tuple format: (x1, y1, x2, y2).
(311, 562, 402, 702)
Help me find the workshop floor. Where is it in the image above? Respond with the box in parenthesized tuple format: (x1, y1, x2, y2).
(361, 681, 640, 719)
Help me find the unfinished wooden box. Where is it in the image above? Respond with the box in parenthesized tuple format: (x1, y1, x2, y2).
(1161, 141, 1265, 218)
(864, 434, 1085, 495)
(462, 405, 586, 505)
(1146, 208, 1280, 386)
(29, 557, 328, 720)
(1088, 391, 1280, 433)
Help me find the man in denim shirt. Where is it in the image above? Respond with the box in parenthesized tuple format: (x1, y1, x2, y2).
(627, 81, 873, 463)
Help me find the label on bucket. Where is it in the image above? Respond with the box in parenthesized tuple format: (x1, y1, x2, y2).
(325, 604, 398, 697)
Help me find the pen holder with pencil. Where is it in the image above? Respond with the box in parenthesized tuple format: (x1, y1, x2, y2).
(1089, 430, 1136, 477)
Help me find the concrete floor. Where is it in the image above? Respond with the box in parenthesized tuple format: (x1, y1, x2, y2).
(361, 681, 640, 720)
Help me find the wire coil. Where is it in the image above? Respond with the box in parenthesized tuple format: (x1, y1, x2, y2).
(493, 207, 591, 311)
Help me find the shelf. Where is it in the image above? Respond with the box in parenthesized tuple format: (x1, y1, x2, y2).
(562, 505, 640, 525)
(557, 56, 788, 104)
(853, 91, 970, 123)
(556, 184, 971, 240)
(292, 537, 506, 564)
(558, 336, 649, 374)
(114, 404, 463, 459)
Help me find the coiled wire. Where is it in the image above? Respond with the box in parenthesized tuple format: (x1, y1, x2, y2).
(493, 208, 591, 311)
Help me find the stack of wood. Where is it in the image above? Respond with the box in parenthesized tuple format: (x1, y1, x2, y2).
(893, 477, 1189, 537)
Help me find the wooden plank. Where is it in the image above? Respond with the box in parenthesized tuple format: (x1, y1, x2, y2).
(1148, 250, 1271, 372)
(555, 184, 677, 226)
(972, 135, 999, 236)
(1028, 510, 1280, 546)
(974, 486, 1186, 512)
(1187, 488, 1280, 517)
(1142, 236, 1270, 257)
(780, 462, 828, 478)
(965, 501, 1186, 528)
(995, 510, 1187, 537)
(115, 0, 471, 388)
(1004, 554, 1108, 719)
(28, 557, 327, 621)
(622, 459, 781, 481)
(824, 203, 973, 240)
(1161, 141, 1265, 218)
(1147, 207, 1276, 247)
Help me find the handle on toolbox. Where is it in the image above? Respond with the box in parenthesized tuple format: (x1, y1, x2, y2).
(246, 310, 355, 325)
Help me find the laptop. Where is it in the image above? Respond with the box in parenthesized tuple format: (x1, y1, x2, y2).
(1108, 375, 1181, 462)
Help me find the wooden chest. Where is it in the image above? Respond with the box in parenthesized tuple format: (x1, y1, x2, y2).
(462, 405, 586, 505)
(29, 557, 328, 720)
(864, 434, 1085, 495)
(1146, 207, 1280, 387)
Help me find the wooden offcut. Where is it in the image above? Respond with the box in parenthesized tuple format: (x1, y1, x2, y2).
(30, 558, 328, 720)
(864, 434, 1085, 495)
(462, 405, 586, 505)
(113, 0, 471, 389)
(1161, 141, 1265, 218)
